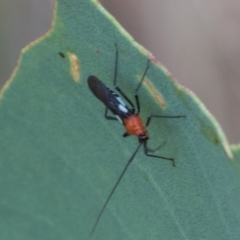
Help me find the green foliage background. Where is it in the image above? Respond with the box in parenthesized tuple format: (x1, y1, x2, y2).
(0, 0, 240, 239)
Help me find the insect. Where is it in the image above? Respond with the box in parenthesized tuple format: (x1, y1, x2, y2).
(88, 44, 185, 236)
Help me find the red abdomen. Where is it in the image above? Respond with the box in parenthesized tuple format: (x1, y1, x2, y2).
(124, 115, 146, 137)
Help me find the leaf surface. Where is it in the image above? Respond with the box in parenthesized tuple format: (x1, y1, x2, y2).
(0, 0, 240, 239)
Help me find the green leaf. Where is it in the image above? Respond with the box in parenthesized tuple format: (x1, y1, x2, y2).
(1, 0, 240, 239)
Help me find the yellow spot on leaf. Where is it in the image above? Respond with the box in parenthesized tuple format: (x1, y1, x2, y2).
(143, 77, 166, 108)
(67, 52, 80, 83)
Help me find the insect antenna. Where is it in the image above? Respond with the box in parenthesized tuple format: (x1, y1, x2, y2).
(113, 43, 135, 112)
(90, 142, 143, 237)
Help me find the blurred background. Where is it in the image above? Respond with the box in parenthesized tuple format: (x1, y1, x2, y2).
(0, 0, 239, 143)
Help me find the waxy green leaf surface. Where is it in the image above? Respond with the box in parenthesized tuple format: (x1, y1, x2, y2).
(0, 0, 240, 239)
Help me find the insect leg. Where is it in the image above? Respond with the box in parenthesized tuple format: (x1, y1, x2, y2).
(146, 115, 186, 127)
(114, 43, 135, 112)
(143, 141, 175, 166)
(104, 108, 117, 120)
(134, 59, 150, 114)
(144, 115, 185, 166)
(146, 141, 167, 153)
(90, 142, 143, 236)
(123, 132, 131, 137)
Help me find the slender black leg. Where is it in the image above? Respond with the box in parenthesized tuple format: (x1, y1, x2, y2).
(146, 141, 167, 153)
(113, 43, 135, 112)
(146, 115, 186, 127)
(144, 115, 185, 166)
(123, 132, 131, 137)
(134, 59, 150, 114)
(144, 142, 175, 166)
(104, 108, 117, 120)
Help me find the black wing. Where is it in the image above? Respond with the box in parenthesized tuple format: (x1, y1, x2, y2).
(88, 76, 131, 119)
